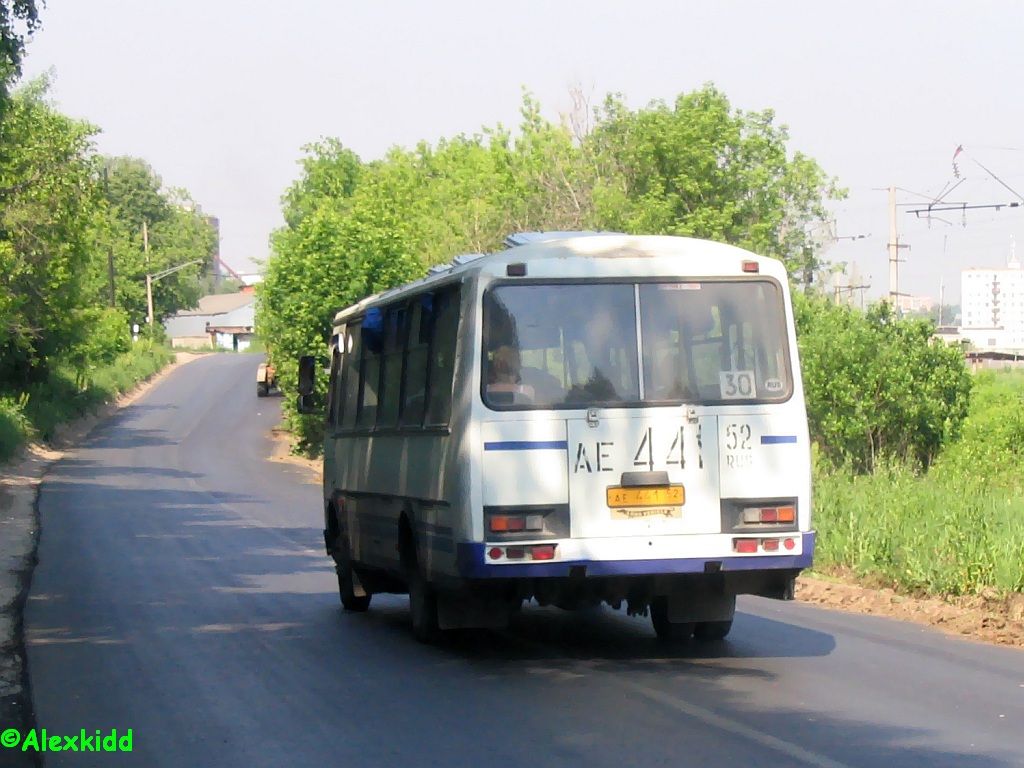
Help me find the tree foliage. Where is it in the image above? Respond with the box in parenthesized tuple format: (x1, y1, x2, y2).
(0, 78, 103, 386)
(0, 78, 216, 390)
(259, 84, 845, 448)
(97, 156, 216, 326)
(795, 294, 972, 473)
(0, 0, 40, 87)
(589, 86, 840, 279)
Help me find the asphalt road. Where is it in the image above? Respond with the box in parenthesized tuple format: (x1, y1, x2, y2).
(22, 354, 1024, 767)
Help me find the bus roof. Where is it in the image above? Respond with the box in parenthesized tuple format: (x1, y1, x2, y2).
(332, 233, 786, 324)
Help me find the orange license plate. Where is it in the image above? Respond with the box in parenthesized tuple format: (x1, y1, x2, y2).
(606, 486, 685, 508)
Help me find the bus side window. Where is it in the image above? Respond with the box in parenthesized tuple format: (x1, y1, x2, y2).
(326, 346, 343, 428)
(357, 308, 384, 429)
(341, 321, 362, 430)
(400, 295, 432, 427)
(377, 304, 409, 429)
(425, 286, 461, 427)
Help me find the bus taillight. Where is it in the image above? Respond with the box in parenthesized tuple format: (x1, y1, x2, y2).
(488, 514, 544, 533)
(741, 506, 796, 524)
(487, 544, 558, 561)
(531, 545, 556, 561)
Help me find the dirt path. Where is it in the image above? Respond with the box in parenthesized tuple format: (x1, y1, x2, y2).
(796, 571, 1024, 647)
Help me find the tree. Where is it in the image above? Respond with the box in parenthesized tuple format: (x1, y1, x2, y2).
(795, 294, 972, 473)
(97, 157, 216, 325)
(0, 0, 40, 87)
(0, 77, 105, 387)
(258, 85, 844, 452)
(586, 85, 842, 280)
(280, 138, 362, 229)
(258, 155, 424, 449)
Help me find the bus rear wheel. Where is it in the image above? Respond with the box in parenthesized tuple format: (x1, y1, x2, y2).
(693, 620, 733, 641)
(650, 597, 695, 641)
(409, 568, 442, 644)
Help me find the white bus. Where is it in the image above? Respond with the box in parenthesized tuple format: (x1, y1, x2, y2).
(297, 232, 814, 643)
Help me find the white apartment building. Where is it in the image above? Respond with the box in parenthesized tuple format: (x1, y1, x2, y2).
(961, 247, 1024, 351)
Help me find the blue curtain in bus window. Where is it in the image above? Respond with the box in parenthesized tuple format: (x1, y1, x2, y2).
(361, 307, 384, 353)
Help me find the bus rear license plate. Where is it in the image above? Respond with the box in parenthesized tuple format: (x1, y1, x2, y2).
(606, 486, 684, 508)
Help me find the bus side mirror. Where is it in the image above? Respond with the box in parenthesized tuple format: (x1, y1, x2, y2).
(297, 355, 316, 396)
(296, 393, 316, 414)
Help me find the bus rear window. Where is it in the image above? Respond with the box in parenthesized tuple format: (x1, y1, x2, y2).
(481, 280, 791, 409)
(638, 281, 792, 403)
(483, 284, 638, 407)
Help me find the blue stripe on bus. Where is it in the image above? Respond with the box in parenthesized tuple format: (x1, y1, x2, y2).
(761, 435, 797, 444)
(455, 532, 815, 579)
(484, 440, 569, 451)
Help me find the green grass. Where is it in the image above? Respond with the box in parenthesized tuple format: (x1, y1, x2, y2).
(813, 369, 1024, 596)
(0, 340, 174, 463)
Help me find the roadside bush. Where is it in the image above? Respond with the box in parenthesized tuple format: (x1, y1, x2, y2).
(0, 394, 33, 462)
(812, 369, 1024, 596)
(931, 370, 1024, 490)
(795, 295, 972, 473)
(0, 340, 174, 454)
(69, 307, 132, 370)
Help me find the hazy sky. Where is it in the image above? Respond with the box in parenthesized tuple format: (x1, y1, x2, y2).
(19, 0, 1024, 303)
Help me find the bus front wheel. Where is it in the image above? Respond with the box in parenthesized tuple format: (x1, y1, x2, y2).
(335, 542, 371, 612)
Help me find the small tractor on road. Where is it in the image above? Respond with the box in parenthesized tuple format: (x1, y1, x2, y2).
(256, 362, 276, 397)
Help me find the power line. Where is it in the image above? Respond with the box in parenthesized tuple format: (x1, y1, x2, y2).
(907, 201, 1021, 217)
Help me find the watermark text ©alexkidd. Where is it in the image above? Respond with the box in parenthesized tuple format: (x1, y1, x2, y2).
(2, 728, 133, 752)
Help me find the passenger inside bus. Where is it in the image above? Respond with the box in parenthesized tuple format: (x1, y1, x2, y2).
(641, 288, 715, 402)
(487, 343, 521, 386)
(485, 342, 537, 404)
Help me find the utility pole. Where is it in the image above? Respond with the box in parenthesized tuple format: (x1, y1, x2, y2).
(888, 186, 898, 307)
(938, 276, 945, 326)
(143, 220, 152, 324)
(108, 246, 116, 308)
(102, 167, 116, 308)
(146, 259, 203, 327)
(887, 186, 910, 313)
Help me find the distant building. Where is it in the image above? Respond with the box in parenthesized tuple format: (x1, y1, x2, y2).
(960, 245, 1024, 351)
(163, 292, 257, 351)
(897, 294, 933, 314)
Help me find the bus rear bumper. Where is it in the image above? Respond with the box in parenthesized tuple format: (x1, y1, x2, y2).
(456, 532, 815, 579)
